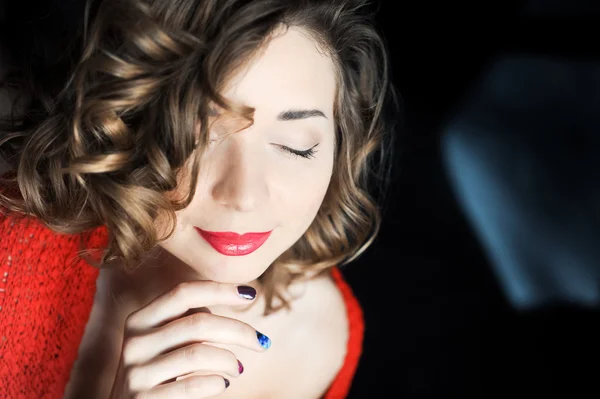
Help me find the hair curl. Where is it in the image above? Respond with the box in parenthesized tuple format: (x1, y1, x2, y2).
(0, 0, 399, 314)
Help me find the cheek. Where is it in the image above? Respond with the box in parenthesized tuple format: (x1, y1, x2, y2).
(280, 156, 334, 225)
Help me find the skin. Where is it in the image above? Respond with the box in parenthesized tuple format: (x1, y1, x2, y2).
(64, 26, 350, 399)
(158, 27, 336, 287)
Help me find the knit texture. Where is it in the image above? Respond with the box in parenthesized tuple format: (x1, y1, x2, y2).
(0, 213, 363, 398)
(0, 213, 106, 398)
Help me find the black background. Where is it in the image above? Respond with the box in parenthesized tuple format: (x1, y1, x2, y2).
(345, 1, 600, 398)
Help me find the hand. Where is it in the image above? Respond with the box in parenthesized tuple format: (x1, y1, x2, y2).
(109, 281, 271, 399)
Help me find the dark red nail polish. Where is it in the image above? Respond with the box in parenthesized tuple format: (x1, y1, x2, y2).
(224, 378, 230, 388)
(238, 359, 244, 374)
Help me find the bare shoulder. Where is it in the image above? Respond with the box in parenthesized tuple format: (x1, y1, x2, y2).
(275, 270, 350, 398)
(304, 270, 349, 367)
(302, 270, 349, 325)
(305, 269, 349, 351)
(63, 267, 140, 399)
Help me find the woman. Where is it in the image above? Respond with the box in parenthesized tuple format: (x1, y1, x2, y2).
(0, 0, 397, 397)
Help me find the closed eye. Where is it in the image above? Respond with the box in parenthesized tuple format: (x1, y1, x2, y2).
(276, 143, 319, 159)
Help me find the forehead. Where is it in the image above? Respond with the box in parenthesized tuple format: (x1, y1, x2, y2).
(220, 27, 337, 118)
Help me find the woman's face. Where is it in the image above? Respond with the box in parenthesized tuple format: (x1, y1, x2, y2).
(158, 27, 337, 284)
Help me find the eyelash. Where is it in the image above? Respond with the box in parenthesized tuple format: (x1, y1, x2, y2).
(277, 144, 319, 159)
(208, 138, 319, 160)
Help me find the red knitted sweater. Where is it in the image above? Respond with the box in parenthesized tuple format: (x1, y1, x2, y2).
(0, 213, 363, 398)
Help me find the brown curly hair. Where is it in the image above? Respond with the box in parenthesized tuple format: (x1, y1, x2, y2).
(0, 0, 399, 314)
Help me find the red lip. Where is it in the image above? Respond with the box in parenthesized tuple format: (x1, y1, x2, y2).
(194, 228, 272, 256)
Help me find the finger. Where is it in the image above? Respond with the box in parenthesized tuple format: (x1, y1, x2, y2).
(129, 344, 240, 389)
(126, 281, 257, 331)
(137, 375, 228, 399)
(123, 312, 269, 365)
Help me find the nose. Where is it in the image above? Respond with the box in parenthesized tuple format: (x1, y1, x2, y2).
(210, 139, 269, 212)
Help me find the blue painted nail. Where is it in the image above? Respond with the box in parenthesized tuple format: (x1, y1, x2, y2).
(256, 331, 271, 349)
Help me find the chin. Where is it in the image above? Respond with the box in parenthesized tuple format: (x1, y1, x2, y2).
(160, 228, 292, 284)
(187, 253, 271, 284)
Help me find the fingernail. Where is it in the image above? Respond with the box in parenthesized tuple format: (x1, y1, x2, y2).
(237, 286, 256, 300)
(256, 331, 271, 349)
(238, 359, 244, 374)
(224, 378, 230, 388)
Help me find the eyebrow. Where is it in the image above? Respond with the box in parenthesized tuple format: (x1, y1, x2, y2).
(208, 107, 328, 121)
(277, 109, 328, 121)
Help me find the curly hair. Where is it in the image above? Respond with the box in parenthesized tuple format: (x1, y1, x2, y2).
(0, 0, 399, 314)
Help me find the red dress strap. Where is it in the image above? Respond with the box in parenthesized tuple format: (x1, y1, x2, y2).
(323, 267, 365, 399)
